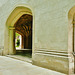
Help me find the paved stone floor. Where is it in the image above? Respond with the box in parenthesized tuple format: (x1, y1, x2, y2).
(6, 55, 32, 63)
(0, 56, 66, 75)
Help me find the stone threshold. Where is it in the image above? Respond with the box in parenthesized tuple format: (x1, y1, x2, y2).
(6, 55, 32, 63)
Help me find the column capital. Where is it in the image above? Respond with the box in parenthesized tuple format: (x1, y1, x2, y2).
(9, 26, 15, 30)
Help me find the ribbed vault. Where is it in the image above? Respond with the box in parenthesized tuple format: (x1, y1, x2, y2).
(14, 14, 32, 49)
(15, 14, 32, 37)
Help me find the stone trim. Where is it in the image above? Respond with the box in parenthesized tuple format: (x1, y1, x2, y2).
(34, 49, 69, 58)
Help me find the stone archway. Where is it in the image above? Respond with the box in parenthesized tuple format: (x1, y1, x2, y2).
(3, 6, 34, 56)
(73, 14, 75, 74)
(68, 6, 75, 74)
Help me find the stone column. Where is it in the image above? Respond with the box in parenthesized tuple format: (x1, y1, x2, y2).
(24, 35, 28, 49)
(26, 36, 28, 48)
(21, 36, 24, 49)
(9, 27, 16, 54)
(19, 35, 21, 49)
(74, 25, 75, 73)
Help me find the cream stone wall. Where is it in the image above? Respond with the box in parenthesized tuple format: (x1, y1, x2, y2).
(0, 0, 75, 74)
(34, 0, 74, 50)
(33, 0, 75, 74)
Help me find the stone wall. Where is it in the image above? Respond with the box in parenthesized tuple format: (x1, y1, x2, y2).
(0, 0, 75, 74)
(32, 0, 75, 74)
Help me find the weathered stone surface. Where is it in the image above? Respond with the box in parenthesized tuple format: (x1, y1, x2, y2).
(0, 56, 66, 75)
(0, 0, 75, 74)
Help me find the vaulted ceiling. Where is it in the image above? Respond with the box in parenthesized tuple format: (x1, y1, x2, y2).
(15, 14, 32, 37)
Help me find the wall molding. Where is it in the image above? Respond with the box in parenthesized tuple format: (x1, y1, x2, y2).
(34, 49, 70, 58)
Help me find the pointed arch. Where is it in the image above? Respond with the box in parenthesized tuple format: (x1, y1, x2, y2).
(68, 6, 75, 74)
(6, 6, 32, 27)
(4, 5, 34, 56)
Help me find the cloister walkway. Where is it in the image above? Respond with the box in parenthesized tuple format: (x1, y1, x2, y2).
(0, 56, 66, 75)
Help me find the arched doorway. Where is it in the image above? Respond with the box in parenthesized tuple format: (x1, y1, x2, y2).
(15, 32, 22, 49)
(68, 6, 75, 74)
(73, 14, 75, 74)
(4, 6, 33, 58)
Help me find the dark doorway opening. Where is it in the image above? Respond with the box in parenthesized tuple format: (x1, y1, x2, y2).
(14, 14, 33, 58)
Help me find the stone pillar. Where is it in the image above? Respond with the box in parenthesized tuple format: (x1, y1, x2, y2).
(24, 35, 28, 49)
(26, 36, 28, 48)
(9, 27, 16, 54)
(21, 36, 24, 49)
(20, 35, 21, 49)
(74, 25, 75, 73)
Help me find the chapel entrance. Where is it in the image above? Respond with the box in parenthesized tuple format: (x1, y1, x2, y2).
(4, 6, 33, 59)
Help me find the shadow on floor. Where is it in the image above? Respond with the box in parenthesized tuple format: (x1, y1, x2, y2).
(15, 51, 32, 58)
